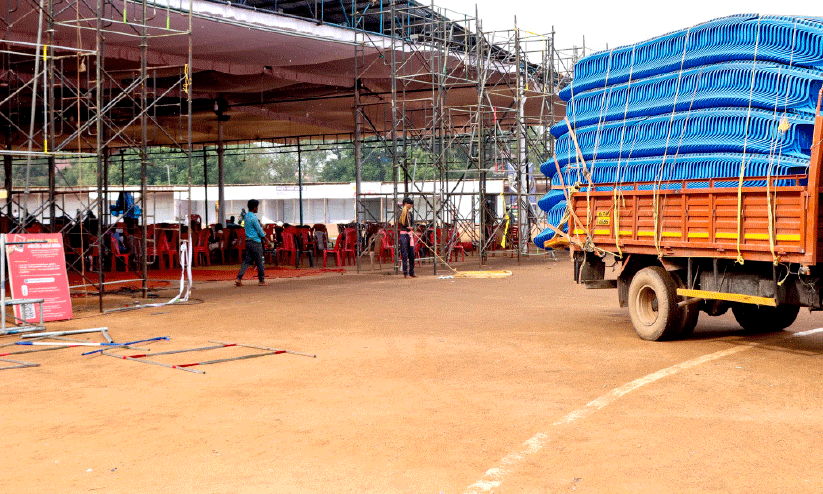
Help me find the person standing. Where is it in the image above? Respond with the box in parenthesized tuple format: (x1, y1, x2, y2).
(235, 199, 268, 286)
(398, 197, 416, 278)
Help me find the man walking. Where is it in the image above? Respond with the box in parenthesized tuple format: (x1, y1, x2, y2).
(235, 199, 268, 286)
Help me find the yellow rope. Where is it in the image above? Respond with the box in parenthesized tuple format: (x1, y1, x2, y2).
(583, 50, 622, 256)
(653, 27, 692, 258)
(553, 157, 589, 239)
(453, 270, 512, 279)
(608, 46, 633, 259)
(500, 191, 509, 249)
(564, 117, 594, 230)
(735, 15, 763, 265)
(183, 64, 190, 95)
(766, 20, 799, 265)
(43, 45, 49, 153)
(556, 53, 621, 259)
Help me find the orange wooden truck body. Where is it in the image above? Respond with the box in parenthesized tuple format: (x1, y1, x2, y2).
(568, 113, 823, 268)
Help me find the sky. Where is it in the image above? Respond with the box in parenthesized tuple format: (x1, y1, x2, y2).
(441, 0, 820, 55)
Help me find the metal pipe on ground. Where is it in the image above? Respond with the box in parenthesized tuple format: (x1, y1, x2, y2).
(21, 327, 109, 339)
(208, 340, 317, 358)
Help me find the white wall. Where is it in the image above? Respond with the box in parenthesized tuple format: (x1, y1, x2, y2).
(35, 180, 504, 226)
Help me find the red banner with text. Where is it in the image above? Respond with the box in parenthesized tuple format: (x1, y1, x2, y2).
(6, 233, 73, 323)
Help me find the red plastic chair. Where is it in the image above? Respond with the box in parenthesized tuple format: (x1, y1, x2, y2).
(170, 228, 181, 265)
(447, 228, 466, 262)
(25, 222, 44, 233)
(144, 224, 157, 265)
(263, 224, 275, 242)
(192, 229, 210, 267)
(278, 232, 298, 267)
(157, 231, 179, 269)
(323, 233, 344, 267)
(87, 235, 102, 272)
(232, 229, 246, 263)
(62, 233, 83, 266)
(109, 232, 130, 271)
(413, 228, 425, 263)
(190, 214, 202, 229)
(342, 228, 358, 265)
(297, 228, 315, 267)
(507, 226, 520, 257)
(427, 229, 440, 260)
(262, 226, 277, 265)
(314, 230, 328, 258)
(378, 228, 395, 263)
(214, 228, 231, 264)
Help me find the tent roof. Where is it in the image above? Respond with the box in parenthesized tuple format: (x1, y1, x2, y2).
(5, 0, 562, 148)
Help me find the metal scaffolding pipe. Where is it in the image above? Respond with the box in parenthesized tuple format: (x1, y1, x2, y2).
(217, 119, 225, 226)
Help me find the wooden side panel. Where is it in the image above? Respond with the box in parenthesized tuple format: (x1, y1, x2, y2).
(569, 183, 812, 263)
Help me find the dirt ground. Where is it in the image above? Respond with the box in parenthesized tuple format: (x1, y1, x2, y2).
(5, 252, 823, 493)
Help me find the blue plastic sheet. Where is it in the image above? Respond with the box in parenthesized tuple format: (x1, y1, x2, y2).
(540, 15, 819, 239)
(562, 15, 823, 97)
(543, 153, 808, 188)
(553, 108, 813, 166)
(533, 201, 569, 249)
(558, 62, 823, 130)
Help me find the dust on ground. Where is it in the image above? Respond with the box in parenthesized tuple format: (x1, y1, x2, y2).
(4, 253, 823, 493)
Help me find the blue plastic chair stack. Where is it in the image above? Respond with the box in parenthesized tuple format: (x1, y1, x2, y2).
(536, 14, 822, 249)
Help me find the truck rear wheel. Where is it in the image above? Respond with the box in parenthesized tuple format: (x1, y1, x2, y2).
(731, 304, 800, 333)
(628, 266, 680, 341)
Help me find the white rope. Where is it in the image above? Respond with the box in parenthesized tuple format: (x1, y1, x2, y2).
(134, 240, 193, 309)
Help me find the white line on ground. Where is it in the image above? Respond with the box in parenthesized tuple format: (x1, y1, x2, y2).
(792, 328, 823, 337)
(464, 345, 751, 493)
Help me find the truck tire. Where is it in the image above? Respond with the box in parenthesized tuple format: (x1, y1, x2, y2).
(671, 273, 699, 339)
(628, 266, 680, 341)
(731, 304, 800, 333)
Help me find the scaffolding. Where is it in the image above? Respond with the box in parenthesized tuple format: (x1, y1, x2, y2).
(353, 1, 571, 273)
(1, 0, 581, 317)
(1, 0, 193, 310)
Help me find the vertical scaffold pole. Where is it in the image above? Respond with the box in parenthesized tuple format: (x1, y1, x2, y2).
(95, 0, 104, 311)
(514, 19, 523, 265)
(1, 234, 6, 334)
(297, 142, 303, 226)
(203, 148, 208, 225)
(390, 0, 399, 275)
(186, 0, 194, 284)
(140, 0, 149, 299)
(476, 13, 486, 267)
(217, 122, 225, 227)
(47, 0, 56, 228)
(354, 27, 362, 273)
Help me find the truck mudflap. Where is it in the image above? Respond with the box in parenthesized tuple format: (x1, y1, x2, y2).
(573, 251, 606, 284)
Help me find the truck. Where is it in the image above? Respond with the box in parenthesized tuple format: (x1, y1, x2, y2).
(565, 89, 823, 340)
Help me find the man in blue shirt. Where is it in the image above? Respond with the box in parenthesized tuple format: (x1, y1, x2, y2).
(235, 199, 268, 286)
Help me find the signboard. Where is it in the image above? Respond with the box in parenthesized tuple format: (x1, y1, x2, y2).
(5, 233, 73, 323)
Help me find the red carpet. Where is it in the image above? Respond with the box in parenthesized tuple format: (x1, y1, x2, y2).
(67, 265, 345, 292)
